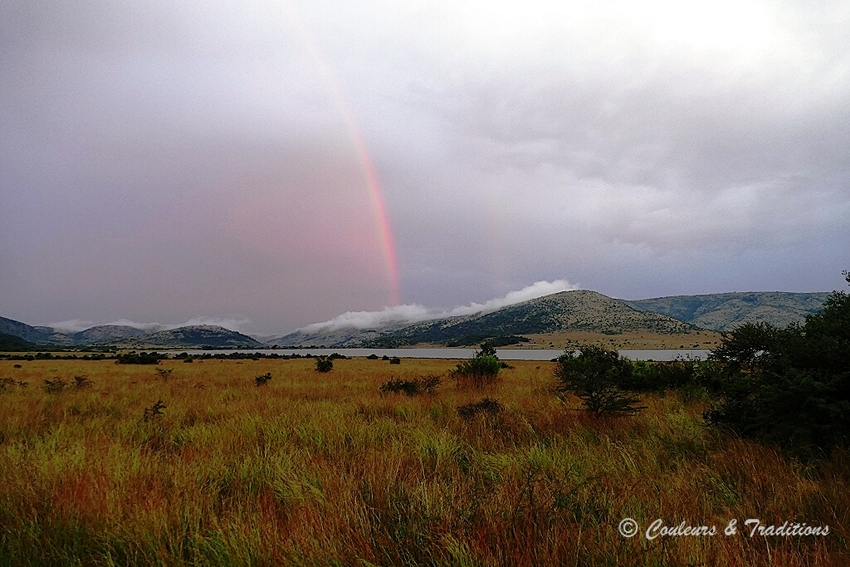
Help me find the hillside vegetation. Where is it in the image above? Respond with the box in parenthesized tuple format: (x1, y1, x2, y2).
(625, 291, 830, 331)
(0, 332, 35, 351)
(362, 290, 698, 347)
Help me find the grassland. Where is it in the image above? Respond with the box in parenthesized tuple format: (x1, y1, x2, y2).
(0, 357, 847, 566)
(506, 330, 723, 350)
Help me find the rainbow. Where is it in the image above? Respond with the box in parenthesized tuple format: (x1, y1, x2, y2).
(281, 2, 401, 306)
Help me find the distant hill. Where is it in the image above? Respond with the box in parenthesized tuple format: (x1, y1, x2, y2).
(270, 324, 408, 348)
(277, 290, 699, 348)
(0, 316, 261, 349)
(137, 326, 263, 348)
(72, 325, 150, 344)
(623, 292, 831, 331)
(0, 316, 73, 345)
(0, 332, 36, 351)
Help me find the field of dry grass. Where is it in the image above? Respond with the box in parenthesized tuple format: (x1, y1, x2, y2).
(513, 330, 723, 351)
(0, 357, 846, 566)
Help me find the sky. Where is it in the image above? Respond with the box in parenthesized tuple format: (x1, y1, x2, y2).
(1, 0, 848, 336)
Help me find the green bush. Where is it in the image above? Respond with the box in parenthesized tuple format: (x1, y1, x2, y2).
(116, 352, 162, 365)
(451, 341, 502, 388)
(315, 357, 333, 373)
(379, 375, 441, 396)
(554, 346, 645, 416)
(705, 271, 850, 453)
(625, 358, 723, 393)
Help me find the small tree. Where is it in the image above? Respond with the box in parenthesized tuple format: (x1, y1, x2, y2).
(555, 346, 644, 416)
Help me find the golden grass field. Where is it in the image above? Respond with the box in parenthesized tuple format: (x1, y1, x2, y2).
(0, 356, 847, 566)
(512, 331, 724, 351)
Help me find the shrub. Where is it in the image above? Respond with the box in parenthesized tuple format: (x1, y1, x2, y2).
(43, 377, 68, 393)
(143, 400, 167, 422)
(624, 357, 722, 392)
(451, 341, 502, 388)
(457, 398, 504, 421)
(255, 372, 272, 386)
(73, 375, 93, 389)
(379, 375, 441, 396)
(116, 352, 162, 365)
(389, 356, 401, 365)
(315, 357, 333, 373)
(554, 346, 645, 416)
(155, 368, 173, 381)
(705, 272, 850, 453)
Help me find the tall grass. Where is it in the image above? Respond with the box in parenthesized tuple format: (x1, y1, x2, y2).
(0, 358, 846, 566)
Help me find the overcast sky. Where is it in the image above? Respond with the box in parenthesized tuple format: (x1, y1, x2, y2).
(2, 0, 848, 335)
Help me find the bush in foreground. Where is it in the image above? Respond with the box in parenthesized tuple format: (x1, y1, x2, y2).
(555, 346, 645, 416)
(451, 341, 502, 388)
(705, 271, 850, 453)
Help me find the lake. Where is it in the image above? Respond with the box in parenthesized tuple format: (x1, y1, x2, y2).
(182, 348, 711, 361)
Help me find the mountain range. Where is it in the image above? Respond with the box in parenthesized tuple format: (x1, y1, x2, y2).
(270, 290, 830, 348)
(0, 290, 831, 349)
(0, 317, 262, 349)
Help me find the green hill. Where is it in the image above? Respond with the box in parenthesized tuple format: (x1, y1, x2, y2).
(623, 292, 830, 332)
(0, 332, 36, 351)
(137, 326, 263, 348)
(363, 290, 697, 347)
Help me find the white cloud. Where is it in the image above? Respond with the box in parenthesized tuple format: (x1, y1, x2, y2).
(447, 279, 578, 315)
(299, 304, 434, 332)
(46, 319, 98, 333)
(300, 279, 578, 331)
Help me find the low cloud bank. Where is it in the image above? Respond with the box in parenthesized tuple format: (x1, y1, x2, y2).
(445, 280, 579, 316)
(300, 279, 578, 332)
